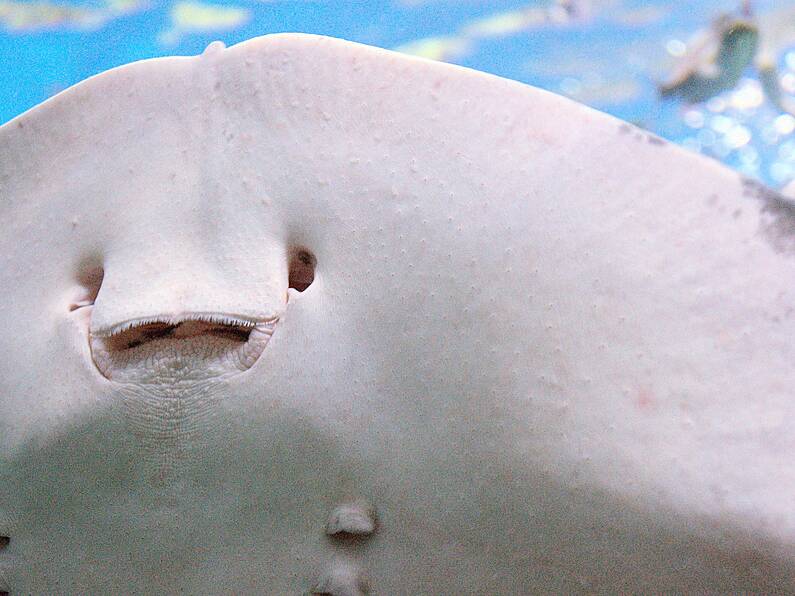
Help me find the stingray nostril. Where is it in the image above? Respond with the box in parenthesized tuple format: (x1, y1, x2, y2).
(69, 261, 104, 312)
(289, 247, 316, 292)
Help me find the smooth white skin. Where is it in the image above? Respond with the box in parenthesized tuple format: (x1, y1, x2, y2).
(0, 34, 794, 593)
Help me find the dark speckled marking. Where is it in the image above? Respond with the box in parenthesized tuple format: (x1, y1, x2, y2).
(741, 176, 795, 255)
(618, 122, 667, 146)
(647, 134, 667, 146)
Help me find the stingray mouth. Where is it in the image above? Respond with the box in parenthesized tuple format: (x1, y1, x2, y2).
(89, 314, 277, 381)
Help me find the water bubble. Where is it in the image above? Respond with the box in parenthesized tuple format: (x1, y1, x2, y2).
(782, 73, 795, 93)
(761, 125, 779, 145)
(697, 128, 716, 147)
(706, 97, 727, 113)
(724, 124, 751, 149)
(666, 39, 686, 57)
(684, 109, 704, 129)
(729, 79, 763, 110)
(774, 114, 795, 135)
(777, 140, 795, 161)
(738, 146, 759, 165)
(713, 139, 731, 158)
(710, 114, 734, 134)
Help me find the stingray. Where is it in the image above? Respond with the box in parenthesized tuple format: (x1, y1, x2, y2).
(0, 33, 794, 594)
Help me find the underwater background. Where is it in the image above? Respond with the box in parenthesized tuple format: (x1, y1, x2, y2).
(2, 0, 795, 187)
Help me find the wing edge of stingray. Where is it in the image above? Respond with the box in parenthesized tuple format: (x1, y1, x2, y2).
(0, 32, 759, 202)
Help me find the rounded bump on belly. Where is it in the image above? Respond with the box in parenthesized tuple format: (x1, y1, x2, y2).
(325, 499, 376, 537)
(311, 559, 370, 596)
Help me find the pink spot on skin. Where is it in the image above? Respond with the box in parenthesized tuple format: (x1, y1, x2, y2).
(635, 387, 656, 411)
